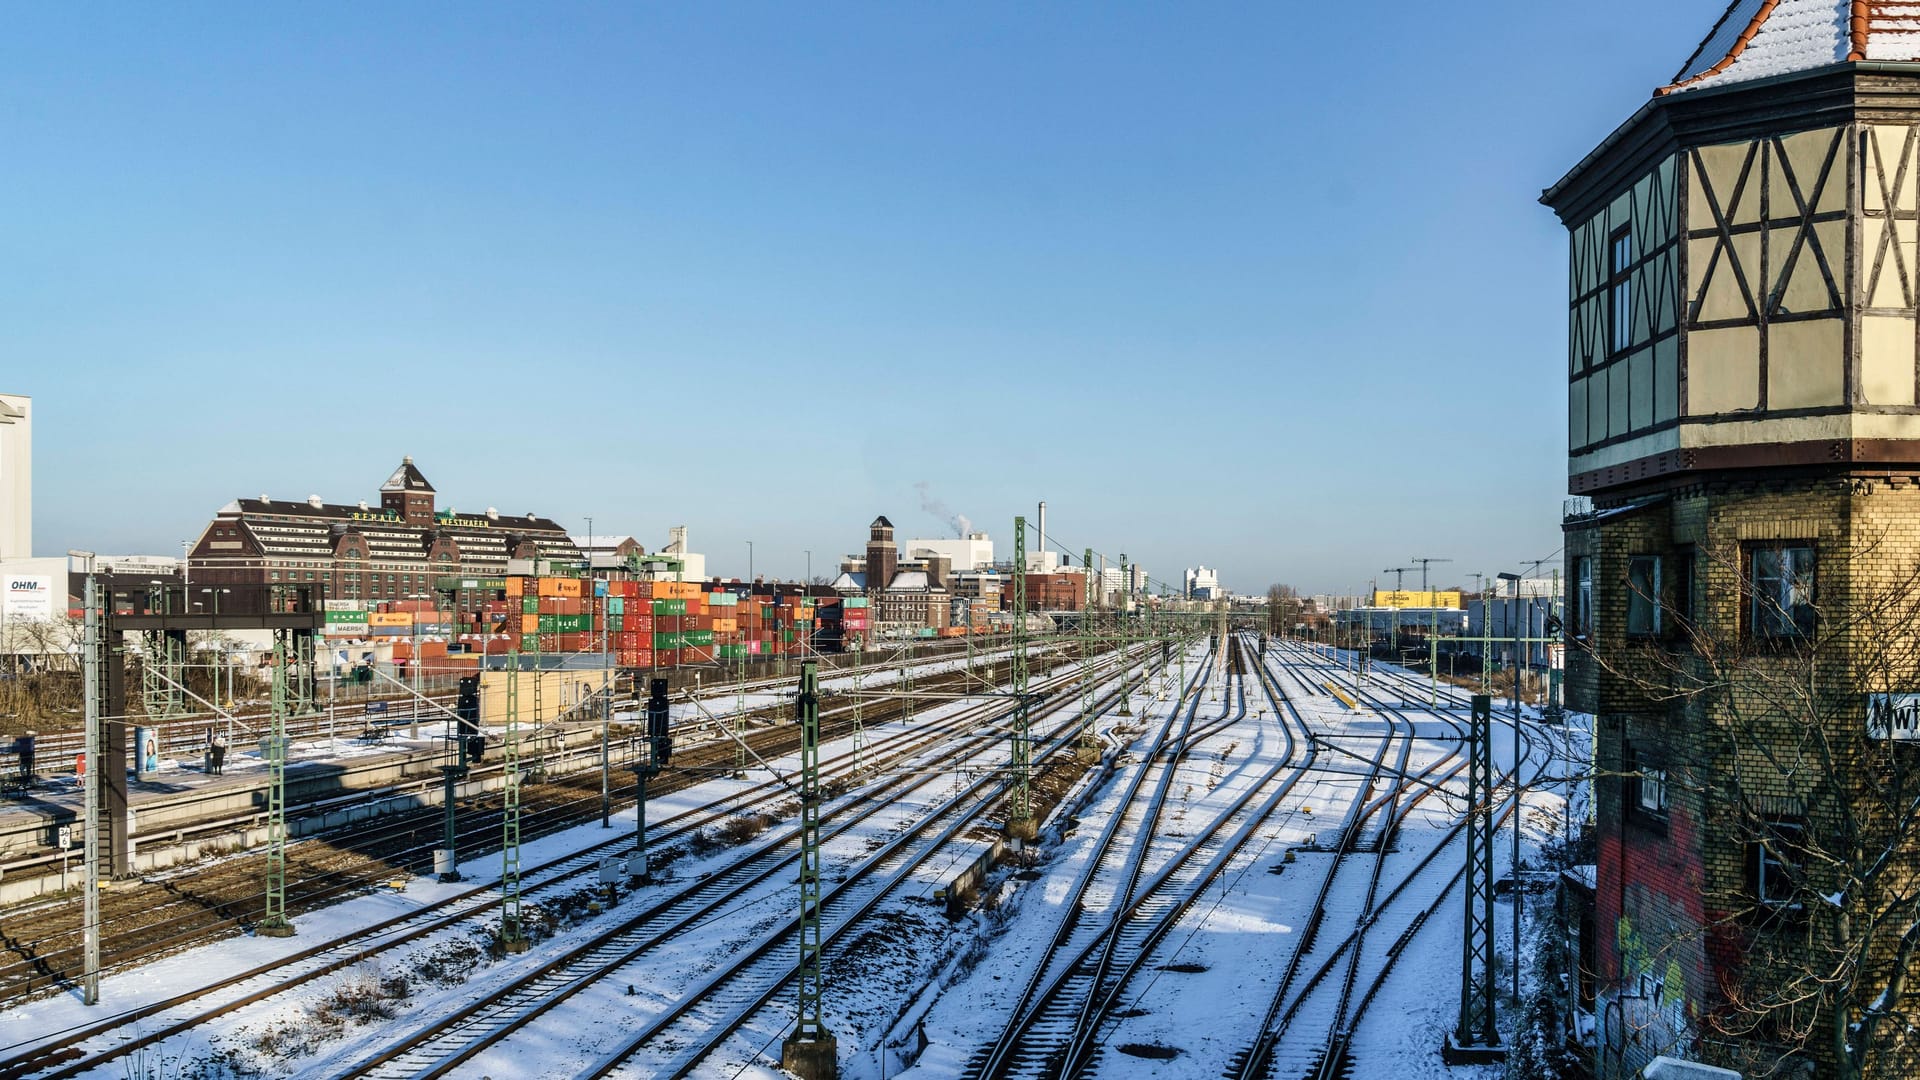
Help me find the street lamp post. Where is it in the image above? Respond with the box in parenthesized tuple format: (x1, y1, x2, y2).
(746, 540, 754, 584)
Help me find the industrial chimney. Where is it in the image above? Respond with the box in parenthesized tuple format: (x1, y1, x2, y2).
(1036, 500, 1047, 571)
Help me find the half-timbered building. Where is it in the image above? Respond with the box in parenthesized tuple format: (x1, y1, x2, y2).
(1547, 4, 1920, 1076)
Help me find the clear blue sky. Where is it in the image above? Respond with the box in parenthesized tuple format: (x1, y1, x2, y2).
(0, 2, 1728, 595)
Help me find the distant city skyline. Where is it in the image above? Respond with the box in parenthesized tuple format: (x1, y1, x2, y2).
(0, 1, 1727, 593)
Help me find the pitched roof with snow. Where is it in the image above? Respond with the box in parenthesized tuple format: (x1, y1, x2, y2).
(1666, 0, 1920, 94)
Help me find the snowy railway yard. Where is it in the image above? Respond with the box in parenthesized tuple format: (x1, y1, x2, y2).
(0, 636, 1587, 1080)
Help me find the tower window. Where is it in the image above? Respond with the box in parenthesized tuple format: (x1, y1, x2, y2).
(1626, 556, 1662, 637)
(1746, 817, 1807, 922)
(1669, 547, 1697, 638)
(1748, 544, 1816, 639)
(1609, 228, 1634, 355)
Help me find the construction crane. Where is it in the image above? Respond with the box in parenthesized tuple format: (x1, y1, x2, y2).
(1411, 556, 1454, 594)
(1382, 566, 1418, 600)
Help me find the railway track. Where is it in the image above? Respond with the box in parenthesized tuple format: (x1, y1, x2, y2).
(1221, 640, 1554, 1080)
(302, 645, 1183, 1080)
(0, 646, 1096, 1011)
(976, 633, 1387, 1080)
(0, 641, 1166, 1080)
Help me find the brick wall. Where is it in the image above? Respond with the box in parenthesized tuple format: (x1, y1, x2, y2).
(1583, 476, 1920, 1078)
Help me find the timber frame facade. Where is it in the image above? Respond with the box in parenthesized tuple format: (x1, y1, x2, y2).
(1548, 60, 1920, 1080)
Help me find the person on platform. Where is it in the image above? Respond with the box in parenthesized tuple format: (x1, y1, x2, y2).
(209, 730, 228, 776)
(13, 731, 34, 790)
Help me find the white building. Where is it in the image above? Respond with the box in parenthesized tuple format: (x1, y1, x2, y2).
(1185, 566, 1221, 599)
(636, 525, 706, 582)
(1097, 564, 1149, 603)
(0, 394, 29, 561)
(904, 533, 994, 572)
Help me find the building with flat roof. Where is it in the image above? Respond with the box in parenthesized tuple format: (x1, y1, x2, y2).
(187, 457, 578, 615)
(904, 533, 993, 572)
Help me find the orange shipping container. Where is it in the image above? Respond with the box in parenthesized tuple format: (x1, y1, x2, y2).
(538, 577, 584, 598)
(506, 577, 525, 598)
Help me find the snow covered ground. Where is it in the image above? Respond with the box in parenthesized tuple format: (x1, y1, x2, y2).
(0, 641, 1590, 1079)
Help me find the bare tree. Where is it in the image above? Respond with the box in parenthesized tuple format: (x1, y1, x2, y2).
(1265, 583, 1298, 636)
(1592, 533, 1920, 1080)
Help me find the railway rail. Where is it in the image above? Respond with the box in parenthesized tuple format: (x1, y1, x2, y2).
(0, 640, 1162, 1080)
(0, 646, 1094, 1010)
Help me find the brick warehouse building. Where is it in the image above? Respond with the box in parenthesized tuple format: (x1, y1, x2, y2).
(186, 458, 579, 615)
(1545, 5, 1920, 1077)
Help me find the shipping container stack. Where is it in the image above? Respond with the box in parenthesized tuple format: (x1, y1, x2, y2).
(649, 580, 709, 667)
(321, 572, 882, 674)
(841, 596, 871, 649)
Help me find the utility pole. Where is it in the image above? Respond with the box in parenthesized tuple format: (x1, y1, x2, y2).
(76, 552, 101, 1005)
(1546, 568, 1565, 723)
(851, 645, 865, 776)
(258, 637, 294, 937)
(1080, 547, 1096, 754)
(1117, 554, 1132, 717)
(1431, 604, 1441, 708)
(501, 647, 528, 953)
(780, 662, 837, 1079)
(1007, 517, 1034, 842)
(1445, 694, 1505, 1064)
(735, 659, 748, 780)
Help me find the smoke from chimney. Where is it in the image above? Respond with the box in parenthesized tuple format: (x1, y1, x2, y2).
(914, 481, 972, 538)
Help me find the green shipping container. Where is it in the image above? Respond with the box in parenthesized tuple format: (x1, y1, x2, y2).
(684, 630, 714, 646)
(653, 631, 686, 649)
(522, 597, 541, 614)
(653, 599, 688, 616)
(520, 635, 539, 651)
(844, 597, 870, 608)
(325, 609, 370, 623)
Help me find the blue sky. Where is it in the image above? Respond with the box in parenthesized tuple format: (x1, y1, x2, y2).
(0, 2, 1729, 594)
